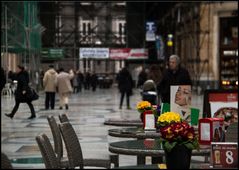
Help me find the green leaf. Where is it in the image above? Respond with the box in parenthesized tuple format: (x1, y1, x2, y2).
(164, 141, 177, 152)
(184, 142, 195, 150)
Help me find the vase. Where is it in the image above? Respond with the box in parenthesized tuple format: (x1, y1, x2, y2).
(164, 144, 192, 169)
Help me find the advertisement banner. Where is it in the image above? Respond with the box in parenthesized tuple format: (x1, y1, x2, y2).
(109, 48, 148, 60)
(127, 48, 148, 59)
(109, 48, 130, 59)
(155, 35, 165, 60)
(79, 48, 109, 59)
(146, 21, 156, 41)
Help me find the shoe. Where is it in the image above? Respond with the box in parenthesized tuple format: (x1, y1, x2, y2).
(28, 115, 36, 119)
(119, 106, 122, 109)
(65, 104, 69, 110)
(59, 107, 63, 110)
(5, 113, 13, 119)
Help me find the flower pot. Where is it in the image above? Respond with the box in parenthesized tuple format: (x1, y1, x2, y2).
(164, 144, 192, 169)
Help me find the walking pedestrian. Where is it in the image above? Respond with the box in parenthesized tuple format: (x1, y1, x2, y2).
(43, 65, 58, 110)
(5, 65, 36, 119)
(91, 71, 98, 91)
(117, 67, 134, 109)
(56, 68, 74, 110)
(72, 70, 79, 93)
(77, 70, 84, 92)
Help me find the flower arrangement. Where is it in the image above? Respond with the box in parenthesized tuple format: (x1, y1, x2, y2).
(136, 101, 153, 113)
(157, 112, 199, 152)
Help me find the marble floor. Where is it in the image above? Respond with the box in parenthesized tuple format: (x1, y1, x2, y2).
(1, 85, 204, 169)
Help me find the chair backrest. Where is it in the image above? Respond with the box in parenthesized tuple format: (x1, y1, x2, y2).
(35, 134, 59, 169)
(59, 113, 69, 123)
(47, 116, 63, 161)
(59, 122, 84, 169)
(1, 152, 13, 169)
(225, 122, 238, 142)
(47, 116, 63, 162)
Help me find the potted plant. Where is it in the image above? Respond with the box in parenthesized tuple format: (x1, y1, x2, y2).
(157, 111, 199, 169)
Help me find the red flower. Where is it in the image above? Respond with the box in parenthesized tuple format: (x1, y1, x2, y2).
(160, 125, 175, 141)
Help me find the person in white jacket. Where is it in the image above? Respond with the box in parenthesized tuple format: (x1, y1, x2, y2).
(56, 67, 74, 110)
(43, 65, 58, 110)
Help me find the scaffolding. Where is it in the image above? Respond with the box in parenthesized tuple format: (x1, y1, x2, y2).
(1, 1, 43, 86)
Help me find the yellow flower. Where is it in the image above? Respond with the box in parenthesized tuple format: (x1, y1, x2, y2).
(157, 112, 181, 124)
(136, 101, 152, 110)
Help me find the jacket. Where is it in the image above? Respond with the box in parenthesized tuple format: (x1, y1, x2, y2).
(15, 71, 30, 102)
(157, 67, 192, 103)
(43, 68, 58, 92)
(56, 71, 74, 94)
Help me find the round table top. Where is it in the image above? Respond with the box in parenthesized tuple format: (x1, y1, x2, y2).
(104, 119, 143, 127)
(108, 127, 161, 139)
(109, 139, 211, 157)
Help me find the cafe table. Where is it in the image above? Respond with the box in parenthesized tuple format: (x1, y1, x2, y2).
(108, 127, 162, 164)
(109, 139, 211, 165)
(104, 118, 143, 127)
(108, 127, 161, 139)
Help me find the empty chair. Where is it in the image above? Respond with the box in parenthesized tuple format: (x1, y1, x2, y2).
(59, 122, 118, 168)
(1, 152, 13, 169)
(47, 116, 69, 168)
(58, 113, 69, 123)
(35, 134, 60, 169)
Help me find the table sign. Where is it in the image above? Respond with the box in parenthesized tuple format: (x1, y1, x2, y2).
(211, 142, 238, 168)
(199, 118, 224, 145)
(143, 110, 156, 130)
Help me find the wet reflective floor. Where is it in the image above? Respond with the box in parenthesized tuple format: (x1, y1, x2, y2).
(1, 85, 204, 168)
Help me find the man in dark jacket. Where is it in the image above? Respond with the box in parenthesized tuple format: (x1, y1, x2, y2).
(5, 65, 36, 119)
(157, 55, 192, 104)
(117, 67, 134, 109)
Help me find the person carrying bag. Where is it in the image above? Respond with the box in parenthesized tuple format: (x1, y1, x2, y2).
(5, 65, 37, 119)
(25, 87, 39, 101)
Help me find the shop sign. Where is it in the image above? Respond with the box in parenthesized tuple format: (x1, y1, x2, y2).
(79, 48, 109, 59)
(41, 48, 64, 59)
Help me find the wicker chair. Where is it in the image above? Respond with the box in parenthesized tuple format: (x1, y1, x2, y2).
(59, 113, 119, 167)
(35, 134, 60, 169)
(59, 122, 119, 169)
(47, 116, 69, 168)
(58, 113, 70, 123)
(1, 152, 13, 169)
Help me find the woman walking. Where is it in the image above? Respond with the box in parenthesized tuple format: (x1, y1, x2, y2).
(56, 68, 74, 110)
(5, 65, 36, 119)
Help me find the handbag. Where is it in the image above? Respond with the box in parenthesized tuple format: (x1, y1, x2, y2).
(26, 87, 39, 101)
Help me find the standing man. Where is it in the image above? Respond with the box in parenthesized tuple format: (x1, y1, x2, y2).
(43, 65, 58, 110)
(117, 67, 134, 109)
(56, 68, 74, 110)
(157, 54, 192, 104)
